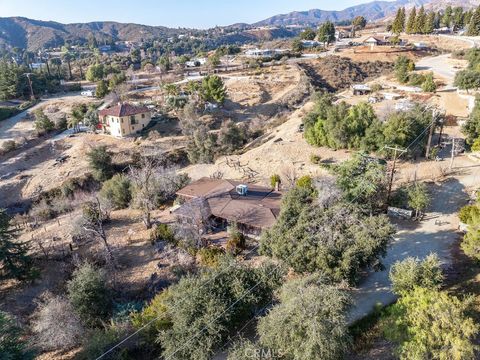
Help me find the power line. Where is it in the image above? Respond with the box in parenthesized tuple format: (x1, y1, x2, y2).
(96, 106, 439, 359)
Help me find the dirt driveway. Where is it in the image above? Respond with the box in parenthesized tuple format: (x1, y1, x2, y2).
(349, 156, 480, 322)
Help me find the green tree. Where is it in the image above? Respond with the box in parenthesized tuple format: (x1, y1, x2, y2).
(0, 311, 34, 359)
(392, 7, 406, 35)
(86, 145, 114, 181)
(95, 79, 109, 98)
(407, 182, 430, 218)
(389, 253, 443, 295)
(453, 7, 465, 30)
(86, 63, 104, 82)
(422, 72, 437, 92)
(406, 7, 417, 34)
(394, 56, 415, 84)
(160, 259, 284, 360)
(33, 109, 55, 134)
(424, 11, 435, 34)
(414, 6, 427, 34)
(200, 75, 226, 104)
(186, 125, 218, 164)
(383, 287, 478, 360)
(67, 263, 112, 327)
(467, 6, 480, 36)
(217, 120, 246, 154)
(442, 5, 453, 28)
(0, 209, 35, 281)
(260, 186, 394, 284)
(257, 274, 351, 360)
(299, 27, 316, 40)
(291, 38, 304, 53)
(461, 212, 480, 260)
(454, 69, 480, 91)
(99, 174, 132, 209)
(352, 16, 367, 30)
(317, 21, 336, 45)
(333, 153, 389, 213)
(83, 106, 99, 131)
(158, 55, 171, 72)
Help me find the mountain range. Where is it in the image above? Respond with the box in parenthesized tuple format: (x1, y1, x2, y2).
(0, 0, 478, 52)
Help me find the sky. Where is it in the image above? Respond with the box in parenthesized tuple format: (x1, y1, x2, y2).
(0, 0, 371, 28)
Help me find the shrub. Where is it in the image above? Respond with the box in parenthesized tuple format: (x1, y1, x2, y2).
(160, 259, 285, 359)
(270, 174, 281, 189)
(459, 205, 480, 224)
(32, 293, 84, 351)
(296, 175, 313, 190)
(67, 263, 112, 327)
(131, 291, 172, 345)
(389, 253, 443, 295)
(150, 223, 176, 245)
(99, 174, 131, 209)
(408, 73, 426, 86)
(257, 274, 351, 360)
(33, 109, 55, 134)
(461, 214, 480, 261)
(76, 323, 128, 360)
(87, 146, 114, 181)
(310, 154, 322, 164)
(472, 138, 480, 151)
(0, 310, 34, 359)
(226, 231, 246, 255)
(1, 140, 16, 153)
(383, 288, 478, 360)
(421, 72, 437, 93)
(198, 247, 225, 267)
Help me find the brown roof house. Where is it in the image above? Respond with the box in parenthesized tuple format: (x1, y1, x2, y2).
(174, 178, 282, 238)
(98, 103, 151, 137)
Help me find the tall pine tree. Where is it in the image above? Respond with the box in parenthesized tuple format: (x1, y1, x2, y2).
(468, 6, 480, 36)
(406, 7, 417, 34)
(0, 210, 35, 281)
(392, 7, 406, 35)
(424, 12, 435, 34)
(442, 6, 453, 28)
(415, 6, 427, 34)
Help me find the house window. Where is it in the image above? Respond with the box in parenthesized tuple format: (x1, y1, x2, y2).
(121, 118, 123, 123)
(132, 126, 134, 130)
(130, 116, 137, 125)
(141, 113, 145, 119)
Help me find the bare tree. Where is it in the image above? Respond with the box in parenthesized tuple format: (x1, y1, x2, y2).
(280, 165, 298, 189)
(32, 292, 84, 351)
(129, 157, 187, 229)
(78, 196, 114, 262)
(173, 197, 212, 249)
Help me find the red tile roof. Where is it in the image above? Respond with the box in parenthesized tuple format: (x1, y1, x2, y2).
(98, 103, 150, 117)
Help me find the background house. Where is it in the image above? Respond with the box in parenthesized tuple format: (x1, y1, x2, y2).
(98, 103, 151, 137)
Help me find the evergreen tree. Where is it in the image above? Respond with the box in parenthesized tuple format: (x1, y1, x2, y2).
(424, 12, 435, 34)
(468, 6, 480, 36)
(406, 7, 417, 34)
(0, 209, 35, 281)
(415, 6, 427, 34)
(453, 7, 465, 30)
(392, 7, 406, 35)
(442, 6, 453, 28)
(317, 21, 336, 45)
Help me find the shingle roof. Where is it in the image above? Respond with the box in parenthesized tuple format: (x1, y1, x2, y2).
(175, 178, 282, 230)
(98, 103, 150, 117)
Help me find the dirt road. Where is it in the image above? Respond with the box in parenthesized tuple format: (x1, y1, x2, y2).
(0, 93, 84, 147)
(349, 157, 480, 323)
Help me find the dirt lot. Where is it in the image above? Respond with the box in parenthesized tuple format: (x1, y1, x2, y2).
(337, 45, 428, 62)
(0, 94, 98, 148)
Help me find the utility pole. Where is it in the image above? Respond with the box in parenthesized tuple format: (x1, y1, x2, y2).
(24, 73, 35, 100)
(385, 146, 407, 205)
(425, 109, 440, 159)
(450, 137, 455, 170)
